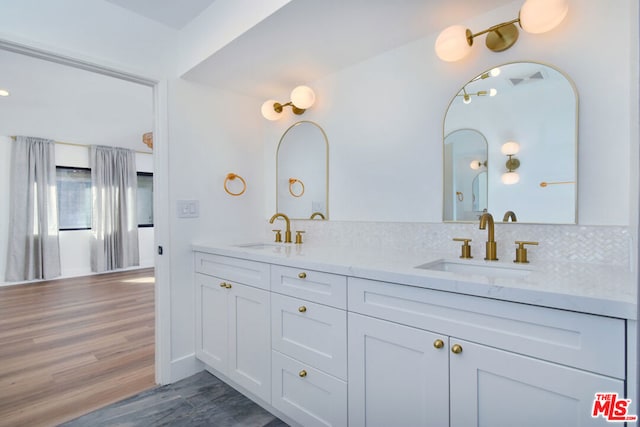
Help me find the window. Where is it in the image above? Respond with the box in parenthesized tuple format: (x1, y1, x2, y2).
(56, 167, 91, 230)
(56, 167, 154, 230)
(137, 172, 154, 227)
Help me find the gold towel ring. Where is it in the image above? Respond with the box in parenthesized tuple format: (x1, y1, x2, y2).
(289, 178, 305, 198)
(224, 173, 246, 196)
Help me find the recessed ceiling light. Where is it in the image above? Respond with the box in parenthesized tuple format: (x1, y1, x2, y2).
(0, 89, 10, 97)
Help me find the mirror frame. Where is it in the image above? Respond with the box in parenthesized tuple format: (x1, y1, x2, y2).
(442, 61, 579, 224)
(276, 120, 329, 220)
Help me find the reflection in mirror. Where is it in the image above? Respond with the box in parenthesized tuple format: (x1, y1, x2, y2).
(276, 121, 328, 219)
(443, 62, 578, 224)
(444, 129, 488, 221)
(472, 171, 488, 213)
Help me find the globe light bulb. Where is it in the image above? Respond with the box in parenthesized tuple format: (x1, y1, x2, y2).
(501, 171, 520, 185)
(520, 0, 569, 34)
(290, 85, 315, 109)
(501, 141, 520, 156)
(261, 100, 281, 121)
(435, 25, 472, 62)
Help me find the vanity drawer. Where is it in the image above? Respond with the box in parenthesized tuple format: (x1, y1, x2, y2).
(272, 293, 347, 380)
(195, 252, 269, 290)
(272, 350, 347, 427)
(271, 265, 347, 309)
(348, 277, 625, 379)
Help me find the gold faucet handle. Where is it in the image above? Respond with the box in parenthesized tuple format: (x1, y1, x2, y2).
(295, 230, 305, 244)
(514, 241, 538, 264)
(453, 238, 473, 259)
(272, 229, 282, 243)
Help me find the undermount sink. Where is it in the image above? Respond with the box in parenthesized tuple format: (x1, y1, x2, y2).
(416, 259, 532, 278)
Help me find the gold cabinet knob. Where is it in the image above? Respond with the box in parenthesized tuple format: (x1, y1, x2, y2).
(298, 272, 307, 279)
(219, 282, 226, 288)
(433, 339, 444, 349)
(298, 306, 307, 313)
(451, 344, 463, 354)
(299, 370, 307, 378)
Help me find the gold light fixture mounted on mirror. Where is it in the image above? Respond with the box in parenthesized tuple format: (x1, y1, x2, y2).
(501, 141, 521, 185)
(261, 85, 316, 121)
(434, 0, 569, 62)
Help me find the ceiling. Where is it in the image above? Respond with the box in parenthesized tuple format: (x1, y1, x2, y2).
(104, 0, 218, 30)
(0, 49, 153, 151)
(181, 0, 516, 99)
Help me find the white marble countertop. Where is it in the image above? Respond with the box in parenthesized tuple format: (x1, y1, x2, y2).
(192, 240, 637, 320)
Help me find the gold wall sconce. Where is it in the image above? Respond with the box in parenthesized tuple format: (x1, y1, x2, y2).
(501, 141, 521, 185)
(224, 173, 247, 196)
(458, 87, 497, 104)
(470, 160, 487, 170)
(288, 178, 305, 198)
(261, 85, 316, 121)
(435, 0, 569, 62)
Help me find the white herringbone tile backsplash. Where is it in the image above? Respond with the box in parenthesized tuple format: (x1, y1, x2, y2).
(271, 221, 633, 269)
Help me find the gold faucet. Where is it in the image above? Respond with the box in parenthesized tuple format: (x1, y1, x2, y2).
(310, 211, 325, 220)
(479, 212, 498, 261)
(269, 212, 292, 243)
(503, 211, 517, 222)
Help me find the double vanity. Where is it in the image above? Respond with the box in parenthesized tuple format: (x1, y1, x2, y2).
(192, 235, 636, 427)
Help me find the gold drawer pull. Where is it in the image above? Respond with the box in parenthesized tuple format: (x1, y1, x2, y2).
(298, 306, 307, 313)
(433, 339, 444, 349)
(219, 282, 232, 289)
(298, 272, 307, 279)
(299, 370, 307, 378)
(451, 344, 463, 354)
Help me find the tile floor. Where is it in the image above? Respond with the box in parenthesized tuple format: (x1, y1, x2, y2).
(61, 371, 288, 427)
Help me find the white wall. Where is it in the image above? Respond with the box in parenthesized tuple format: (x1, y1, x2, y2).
(264, 0, 638, 227)
(167, 78, 265, 368)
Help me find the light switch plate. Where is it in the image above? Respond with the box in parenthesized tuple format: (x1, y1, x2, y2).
(177, 200, 199, 218)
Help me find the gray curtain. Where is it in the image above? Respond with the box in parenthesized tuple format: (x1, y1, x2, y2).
(90, 145, 139, 272)
(6, 136, 61, 281)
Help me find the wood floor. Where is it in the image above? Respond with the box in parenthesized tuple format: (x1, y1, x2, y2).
(0, 268, 156, 427)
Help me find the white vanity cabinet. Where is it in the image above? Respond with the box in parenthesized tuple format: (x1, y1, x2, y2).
(193, 248, 633, 427)
(194, 253, 271, 403)
(347, 277, 626, 427)
(270, 265, 348, 427)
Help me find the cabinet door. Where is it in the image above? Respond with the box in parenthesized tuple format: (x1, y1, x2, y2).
(195, 273, 228, 372)
(449, 339, 625, 427)
(348, 313, 449, 427)
(228, 283, 271, 403)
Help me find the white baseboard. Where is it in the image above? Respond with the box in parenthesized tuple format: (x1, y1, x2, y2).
(170, 353, 204, 383)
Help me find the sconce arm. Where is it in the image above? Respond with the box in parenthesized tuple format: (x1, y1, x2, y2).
(471, 18, 521, 40)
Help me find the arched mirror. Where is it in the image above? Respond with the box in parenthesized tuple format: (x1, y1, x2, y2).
(444, 129, 488, 221)
(443, 62, 578, 224)
(276, 121, 328, 219)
